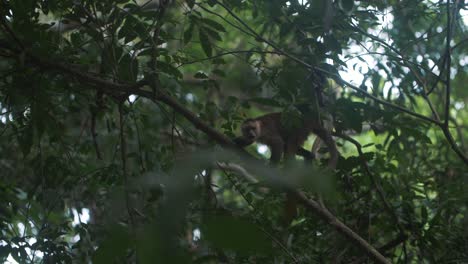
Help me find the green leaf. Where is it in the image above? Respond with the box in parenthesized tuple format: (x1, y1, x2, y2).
(17, 124, 33, 157)
(0, 245, 12, 259)
(249, 97, 282, 107)
(421, 206, 428, 223)
(212, 69, 225, 77)
(324, 35, 342, 54)
(201, 26, 222, 41)
(93, 226, 130, 264)
(70, 32, 83, 47)
(207, 0, 217, 7)
(194, 71, 209, 79)
(339, 0, 354, 13)
(186, 0, 195, 9)
(299, 38, 318, 46)
(119, 17, 138, 43)
(201, 18, 226, 32)
(198, 28, 212, 57)
(202, 215, 272, 254)
(317, 62, 339, 77)
(279, 23, 292, 39)
(118, 53, 138, 82)
(212, 58, 226, 64)
(157, 60, 183, 79)
(184, 24, 194, 45)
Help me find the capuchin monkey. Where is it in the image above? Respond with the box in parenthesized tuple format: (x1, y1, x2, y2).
(235, 112, 337, 167)
(234, 112, 338, 223)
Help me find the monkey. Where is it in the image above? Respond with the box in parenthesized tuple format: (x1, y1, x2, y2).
(234, 112, 338, 224)
(235, 112, 337, 167)
(234, 129, 315, 161)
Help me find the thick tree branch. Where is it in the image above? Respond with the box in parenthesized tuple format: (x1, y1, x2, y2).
(439, 124, 468, 164)
(292, 191, 390, 264)
(350, 233, 408, 264)
(335, 133, 405, 234)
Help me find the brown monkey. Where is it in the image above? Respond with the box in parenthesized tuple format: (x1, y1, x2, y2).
(234, 126, 315, 161)
(235, 112, 338, 223)
(235, 112, 337, 167)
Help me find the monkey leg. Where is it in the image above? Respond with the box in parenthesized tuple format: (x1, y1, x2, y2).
(282, 140, 301, 225)
(283, 191, 298, 226)
(269, 138, 284, 164)
(296, 147, 315, 161)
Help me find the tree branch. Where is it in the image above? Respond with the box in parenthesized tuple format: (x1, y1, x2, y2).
(205, 0, 467, 165)
(291, 191, 390, 264)
(119, 101, 136, 231)
(212, 0, 441, 126)
(177, 50, 284, 67)
(444, 0, 453, 128)
(335, 133, 405, 234)
(17, 52, 390, 264)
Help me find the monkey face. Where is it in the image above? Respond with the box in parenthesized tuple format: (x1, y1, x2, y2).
(241, 120, 259, 140)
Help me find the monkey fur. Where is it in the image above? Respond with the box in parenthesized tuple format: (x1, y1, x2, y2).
(235, 112, 338, 223)
(236, 112, 337, 167)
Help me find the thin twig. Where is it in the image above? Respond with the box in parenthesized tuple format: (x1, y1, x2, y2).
(0, 17, 24, 50)
(212, 0, 441, 127)
(0, 47, 410, 263)
(292, 191, 391, 264)
(90, 109, 103, 160)
(444, 0, 452, 128)
(349, 233, 408, 264)
(216, 162, 299, 263)
(335, 133, 405, 234)
(212, 0, 312, 68)
(128, 98, 146, 171)
(439, 124, 467, 164)
(206, 1, 468, 164)
(196, 3, 257, 39)
(119, 102, 136, 229)
(177, 50, 283, 67)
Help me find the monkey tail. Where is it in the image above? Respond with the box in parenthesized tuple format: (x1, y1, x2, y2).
(283, 192, 298, 226)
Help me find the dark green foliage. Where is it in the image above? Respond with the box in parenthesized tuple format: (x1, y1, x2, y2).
(0, 0, 466, 263)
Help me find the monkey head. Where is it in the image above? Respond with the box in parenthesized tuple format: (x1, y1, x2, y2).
(241, 119, 261, 141)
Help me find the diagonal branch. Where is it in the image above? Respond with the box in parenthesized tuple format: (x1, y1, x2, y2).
(444, 0, 452, 128)
(335, 133, 405, 234)
(16, 51, 390, 264)
(0, 17, 24, 50)
(212, 0, 440, 125)
(207, 0, 467, 165)
(291, 191, 390, 264)
(119, 101, 136, 233)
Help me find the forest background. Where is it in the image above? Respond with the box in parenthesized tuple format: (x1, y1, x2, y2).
(0, 0, 467, 263)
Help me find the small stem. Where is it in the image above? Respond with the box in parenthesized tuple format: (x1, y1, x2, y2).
(119, 102, 136, 229)
(444, 0, 452, 128)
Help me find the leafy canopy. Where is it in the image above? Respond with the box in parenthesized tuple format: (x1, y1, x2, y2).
(0, 0, 467, 263)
